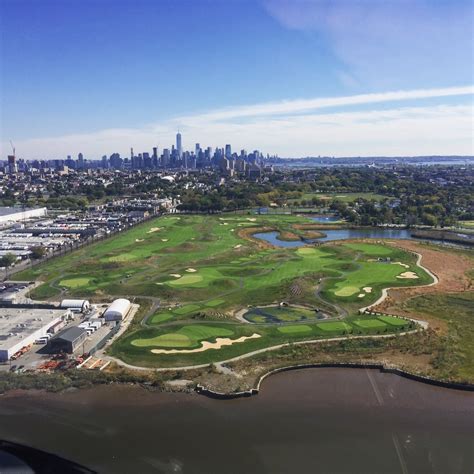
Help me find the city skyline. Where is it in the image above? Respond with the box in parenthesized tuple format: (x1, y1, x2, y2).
(1, 0, 473, 158)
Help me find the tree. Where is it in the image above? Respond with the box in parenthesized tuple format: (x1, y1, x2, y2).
(30, 246, 47, 259)
(0, 253, 17, 273)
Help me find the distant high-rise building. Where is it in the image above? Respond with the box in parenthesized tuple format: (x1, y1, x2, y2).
(162, 149, 170, 168)
(7, 155, 17, 174)
(77, 152, 84, 169)
(176, 132, 182, 158)
(195, 143, 201, 156)
(225, 144, 232, 159)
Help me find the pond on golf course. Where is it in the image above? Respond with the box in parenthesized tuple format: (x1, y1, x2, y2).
(253, 228, 413, 247)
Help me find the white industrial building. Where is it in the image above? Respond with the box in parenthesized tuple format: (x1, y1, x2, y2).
(103, 298, 131, 321)
(0, 307, 71, 361)
(0, 207, 47, 225)
(60, 299, 90, 312)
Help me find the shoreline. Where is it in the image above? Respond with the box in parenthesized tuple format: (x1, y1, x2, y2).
(196, 362, 474, 399)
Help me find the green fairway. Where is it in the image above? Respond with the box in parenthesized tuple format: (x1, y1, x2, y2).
(59, 277, 92, 288)
(173, 304, 201, 315)
(16, 213, 432, 367)
(344, 243, 393, 256)
(150, 312, 174, 324)
(205, 299, 225, 307)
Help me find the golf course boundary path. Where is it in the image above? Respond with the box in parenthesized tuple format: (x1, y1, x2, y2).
(359, 249, 439, 314)
(104, 317, 427, 372)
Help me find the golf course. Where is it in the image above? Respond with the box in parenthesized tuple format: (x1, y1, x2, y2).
(15, 214, 434, 367)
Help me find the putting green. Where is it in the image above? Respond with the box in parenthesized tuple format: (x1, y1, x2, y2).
(277, 325, 313, 334)
(178, 325, 234, 340)
(132, 333, 192, 348)
(334, 286, 360, 297)
(378, 315, 408, 327)
(59, 277, 92, 288)
(353, 319, 387, 329)
(168, 274, 204, 286)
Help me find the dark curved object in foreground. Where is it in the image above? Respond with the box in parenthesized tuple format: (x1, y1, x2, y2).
(0, 440, 96, 474)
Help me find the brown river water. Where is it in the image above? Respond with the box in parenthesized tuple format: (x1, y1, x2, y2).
(0, 368, 473, 473)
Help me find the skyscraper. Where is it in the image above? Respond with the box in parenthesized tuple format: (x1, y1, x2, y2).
(225, 144, 232, 159)
(176, 132, 182, 158)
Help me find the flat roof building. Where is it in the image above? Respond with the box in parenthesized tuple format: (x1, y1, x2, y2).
(0, 207, 47, 225)
(0, 307, 70, 361)
(49, 326, 87, 354)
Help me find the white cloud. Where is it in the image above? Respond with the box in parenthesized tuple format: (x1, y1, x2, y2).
(175, 85, 473, 122)
(263, 0, 473, 89)
(1, 87, 473, 158)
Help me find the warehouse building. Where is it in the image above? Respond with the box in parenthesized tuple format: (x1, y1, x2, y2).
(0, 307, 71, 361)
(0, 207, 47, 225)
(49, 326, 87, 354)
(103, 298, 131, 321)
(60, 299, 90, 313)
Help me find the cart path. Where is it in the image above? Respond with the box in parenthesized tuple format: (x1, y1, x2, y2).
(359, 249, 439, 314)
(103, 317, 427, 373)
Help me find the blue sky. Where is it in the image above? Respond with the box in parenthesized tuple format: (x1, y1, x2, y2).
(1, 0, 473, 158)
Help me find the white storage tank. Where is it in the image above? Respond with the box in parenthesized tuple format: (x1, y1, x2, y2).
(103, 298, 131, 321)
(60, 299, 90, 312)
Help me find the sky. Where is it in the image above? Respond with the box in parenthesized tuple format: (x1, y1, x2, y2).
(0, 0, 473, 159)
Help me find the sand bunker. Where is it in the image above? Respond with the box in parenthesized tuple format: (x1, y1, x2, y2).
(161, 238, 169, 242)
(135, 239, 144, 242)
(247, 218, 257, 222)
(151, 333, 261, 354)
(363, 287, 372, 293)
(392, 261, 410, 268)
(397, 271, 419, 279)
(147, 227, 162, 233)
(185, 268, 197, 273)
(358, 294, 366, 298)
(170, 274, 181, 278)
(234, 244, 242, 249)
